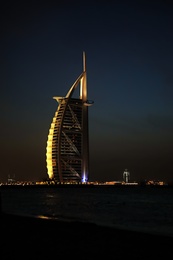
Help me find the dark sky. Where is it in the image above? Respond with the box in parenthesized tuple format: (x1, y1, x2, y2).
(1, 0, 173, 183)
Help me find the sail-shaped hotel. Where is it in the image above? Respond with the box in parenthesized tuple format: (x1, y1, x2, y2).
(46, 52, 93, 183)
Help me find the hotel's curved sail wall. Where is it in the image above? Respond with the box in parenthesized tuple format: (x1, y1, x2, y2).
(46, 52, 93, 183)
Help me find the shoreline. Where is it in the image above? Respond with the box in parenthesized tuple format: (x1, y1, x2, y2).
(1, 183, 173, 189)
(1, 212, 173, 258)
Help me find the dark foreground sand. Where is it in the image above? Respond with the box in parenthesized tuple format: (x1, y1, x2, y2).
(0, 212, 173, 259)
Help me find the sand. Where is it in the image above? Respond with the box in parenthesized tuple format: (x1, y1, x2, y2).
(0, 212, 173, 259)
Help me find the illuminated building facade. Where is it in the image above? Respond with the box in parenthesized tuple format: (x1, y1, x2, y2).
(46, 52, 93, 183)
(123, 169, 130, 183)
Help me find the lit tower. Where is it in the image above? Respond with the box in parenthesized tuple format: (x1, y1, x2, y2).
(123, 169, 130, 183)
(46, 52, 93, 183)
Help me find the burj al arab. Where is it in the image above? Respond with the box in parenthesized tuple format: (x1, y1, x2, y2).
(46, 52, 93, 183)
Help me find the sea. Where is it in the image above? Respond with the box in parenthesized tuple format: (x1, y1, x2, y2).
(1, 184, 173, 237)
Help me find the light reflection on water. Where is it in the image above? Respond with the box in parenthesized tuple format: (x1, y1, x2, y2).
(1, 185, 173, 236)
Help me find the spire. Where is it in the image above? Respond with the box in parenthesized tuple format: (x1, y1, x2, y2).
(83, 51, 86, 72)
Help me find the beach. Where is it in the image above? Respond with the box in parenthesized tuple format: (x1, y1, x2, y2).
(1, 212, 172, 259)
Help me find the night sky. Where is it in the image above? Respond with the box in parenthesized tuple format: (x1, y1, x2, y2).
(1, 0, 173, 183)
